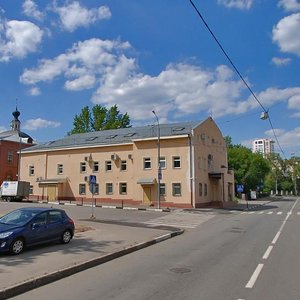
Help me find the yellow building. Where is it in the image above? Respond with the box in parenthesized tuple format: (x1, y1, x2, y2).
(20, 117, 234, 208)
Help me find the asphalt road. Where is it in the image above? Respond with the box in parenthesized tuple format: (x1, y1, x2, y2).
(8, 197, 300, 300)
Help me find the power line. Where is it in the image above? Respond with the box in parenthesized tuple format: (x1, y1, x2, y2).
(188, 0, 286, 158)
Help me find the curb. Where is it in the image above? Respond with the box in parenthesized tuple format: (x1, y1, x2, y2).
(0, 229, 183, 300)
(24, 200, 172, 212)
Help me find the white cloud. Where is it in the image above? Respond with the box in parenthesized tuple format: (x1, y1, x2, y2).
(22, 0, 44, 21)
(218, 0, 253, 9)
(53, 1, 111, 32)
(0, 19, 43, 62)
(65, 74, 96, 91)
(278, 0, 300, 12)
(23, 118, 60, 130)
(20, 38, 131, 90)
(0, 126, 7, 132)
(273, 13, 300, 56)
(28, 86, 41, 96)
(272, 56, 291, 66)
(265, 127, 300, 148)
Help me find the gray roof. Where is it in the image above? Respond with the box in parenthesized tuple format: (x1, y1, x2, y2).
(0, 130, 33, 143)
(22, 120, 201, 153)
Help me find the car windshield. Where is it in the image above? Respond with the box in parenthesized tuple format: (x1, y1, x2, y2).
(0, 210, 39, 225)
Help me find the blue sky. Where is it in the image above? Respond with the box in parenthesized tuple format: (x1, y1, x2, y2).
(0, 0, 300, 157)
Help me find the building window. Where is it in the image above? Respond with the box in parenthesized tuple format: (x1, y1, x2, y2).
(172, 183, 182, 196)
(29, 165, 35, 176)
(204, 183, 208, 196)
(93, 183, 99, 195)
(57, 164, 63, 175)
(80, 162, 87, 173)
(106, 183, 113, 195)
(105, 161, 112, 171)
(173, 156, 181, 169)
(29, 185, 33, 194)
(144, 157, 151, 170)
(93, 161, 99, 172)
(119, 182, 127, 194)
(7, 150, 13, 163)
(160, 183, 166, 196)
(199, 183, 203, 196)
(79, 184, 86, 195)
(208, 154, 213, 170)
(121, 160, 127, 171)
(160, 156, 166, 169)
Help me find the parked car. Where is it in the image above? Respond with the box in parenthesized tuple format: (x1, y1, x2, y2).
(0, 207, 75, 255)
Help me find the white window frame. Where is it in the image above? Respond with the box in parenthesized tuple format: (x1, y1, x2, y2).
(105, 160, 112, 172)
(120, 160, 127, 171)
(80, 162, 87, 173)
(106, 182, 113, 195)
(119, 182, 127, 195)
(144, 157, 151, 170)
(79, 184, 86, 195)
(172, 156, 181, 169)
(172, 183, 182, 196)
(57, 164, 63, 175)
(160, 156, 166, 169)
(93, 161, 99, 172)
(29, 165, 35, 176)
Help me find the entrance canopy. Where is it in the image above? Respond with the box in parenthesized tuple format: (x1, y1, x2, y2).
(37, 178, 68, 185)
(137, 178, 156, 185)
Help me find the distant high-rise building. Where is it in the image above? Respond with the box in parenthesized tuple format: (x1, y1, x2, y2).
(252, 138, 275, 156)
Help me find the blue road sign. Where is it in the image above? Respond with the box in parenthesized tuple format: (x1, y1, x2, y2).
(236, 184, 244, 193)
(89, 175, 96, 184)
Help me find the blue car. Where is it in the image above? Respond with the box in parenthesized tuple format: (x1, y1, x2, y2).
(0, 207, 75, 255)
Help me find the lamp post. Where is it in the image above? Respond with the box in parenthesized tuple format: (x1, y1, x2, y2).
(152, 110, 161, 209)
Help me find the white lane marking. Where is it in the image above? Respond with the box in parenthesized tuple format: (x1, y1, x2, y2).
(272, 231, 281, 244)
(267, 211, 273, 215)
(263, 245, 273, 260)
(246, 264, 264, 289)
(277, 212, 283, 215)
(297, 212, 300, 215)
(258, 211, 264, 214)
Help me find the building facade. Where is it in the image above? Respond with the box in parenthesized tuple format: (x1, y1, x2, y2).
(20, 117, 234, 208)
(252, 138, 275, 157)
(0, 108, 34, 183)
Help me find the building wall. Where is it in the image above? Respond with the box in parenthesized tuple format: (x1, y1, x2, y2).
(0, 140, 31, 183)
(20, 118, 234, 208)
(192, 118, 234, 207)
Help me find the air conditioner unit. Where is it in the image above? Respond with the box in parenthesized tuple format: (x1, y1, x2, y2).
(128, 154, 133, 160)
(111, 153, 118, 160)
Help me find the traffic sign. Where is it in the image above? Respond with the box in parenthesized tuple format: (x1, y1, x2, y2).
(236, 184, 244, 193)
(89, 175, 96, 184)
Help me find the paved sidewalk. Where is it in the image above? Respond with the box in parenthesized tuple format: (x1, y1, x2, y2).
(226, 197, 274, 211)
(0, 219, 183, 299)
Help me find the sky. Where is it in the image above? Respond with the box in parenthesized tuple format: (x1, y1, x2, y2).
(0, 0, 300, 158)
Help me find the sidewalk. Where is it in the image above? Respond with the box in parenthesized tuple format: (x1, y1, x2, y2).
(0, 219, 183, 299)
(226, 197, 274, 211)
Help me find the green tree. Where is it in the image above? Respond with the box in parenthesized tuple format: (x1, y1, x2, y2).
(69, 104, 131, 135)
(227, 143, 270, 193)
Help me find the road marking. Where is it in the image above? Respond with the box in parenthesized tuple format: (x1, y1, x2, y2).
(267, 211, 273, 215)
(246, 264, 264, 289)
(272, 231, 281, 244)
(263, 245, 273, 259)
(277, 212, 283, 215)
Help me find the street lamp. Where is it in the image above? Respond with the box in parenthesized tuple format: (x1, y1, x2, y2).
(152, 110, 161, 209)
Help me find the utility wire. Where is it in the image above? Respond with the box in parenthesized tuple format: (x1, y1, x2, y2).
(188, 0, 286, 158)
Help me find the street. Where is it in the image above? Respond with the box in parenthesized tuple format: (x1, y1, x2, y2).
(6, 197, 300, 300)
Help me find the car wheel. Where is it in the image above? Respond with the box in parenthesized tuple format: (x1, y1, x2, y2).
(10, 238, 25, 255)
(61, 230, 72, 244)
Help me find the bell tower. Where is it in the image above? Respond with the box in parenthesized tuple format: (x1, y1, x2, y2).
(11, 106, 21, 133)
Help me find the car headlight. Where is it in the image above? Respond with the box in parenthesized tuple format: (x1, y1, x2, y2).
(0, 232, 13, 238)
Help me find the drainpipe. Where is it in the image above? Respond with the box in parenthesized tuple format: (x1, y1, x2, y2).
(188, 134, 194, 208)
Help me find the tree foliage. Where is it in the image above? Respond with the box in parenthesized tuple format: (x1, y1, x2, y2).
(227, 141, 270, 193)
(69, 104, 131, 135)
